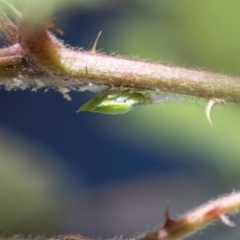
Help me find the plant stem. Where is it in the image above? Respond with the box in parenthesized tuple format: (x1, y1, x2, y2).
(1, 1, 240, 102)
(138, 191, 240, 240)
(2, 46, 240, 103)
(59, 48, 240, 102)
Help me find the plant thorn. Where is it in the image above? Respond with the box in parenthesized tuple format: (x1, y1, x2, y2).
(47, 19, 64, 35)
(205, 98, 225, 125)
(218, 214, 235, 227)
(91, 30, 102, 52)
(163, 202, 177, 228)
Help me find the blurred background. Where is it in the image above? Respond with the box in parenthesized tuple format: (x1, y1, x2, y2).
(0, 0, 240, 239)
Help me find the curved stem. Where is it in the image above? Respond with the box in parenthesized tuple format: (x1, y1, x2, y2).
(2, 47, 240, 103)
(138, 191, 240, 240)
(58, 48, 240, 102)
(0, 1, 239, 102)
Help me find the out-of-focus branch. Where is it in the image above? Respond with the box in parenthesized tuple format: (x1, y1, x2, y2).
(138, 191, 240, 240)
(1, 192, 240, 240)
(1, 1, 240, 240)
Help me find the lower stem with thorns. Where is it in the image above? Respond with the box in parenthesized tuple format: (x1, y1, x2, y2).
(139, 191, 240, 240)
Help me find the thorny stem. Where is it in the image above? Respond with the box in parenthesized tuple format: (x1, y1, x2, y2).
(1, 1, 240, 103)
(139, 191, 240, 240)
(1, 192, 240, 240)
(1, 1, 240, 240)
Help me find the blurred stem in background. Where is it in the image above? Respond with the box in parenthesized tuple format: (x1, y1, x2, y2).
(0, 0, 240, 239)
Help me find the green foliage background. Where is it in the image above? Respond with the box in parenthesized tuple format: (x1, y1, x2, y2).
(103, 0, 240, 181)
(1, 0, 240, 238)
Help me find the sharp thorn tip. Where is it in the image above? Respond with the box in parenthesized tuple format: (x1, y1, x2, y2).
(205, 99, 214, 126)
(205, 98, 225, 126)
(91, 30, 102, 52)
(163, 202, 176, 228)
(47, 19, 64, 35)
(218, 214, 235, 227)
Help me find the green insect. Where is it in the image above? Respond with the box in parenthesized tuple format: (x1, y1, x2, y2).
(78, 89, 175, 115)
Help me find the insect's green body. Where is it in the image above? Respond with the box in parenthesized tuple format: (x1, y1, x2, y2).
(78, 89, 175, 114)
(79, 90, 151, 114)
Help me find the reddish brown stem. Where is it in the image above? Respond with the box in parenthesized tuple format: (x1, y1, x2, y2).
(0, 1, 239, 102)
(139, 191, 240, 240)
